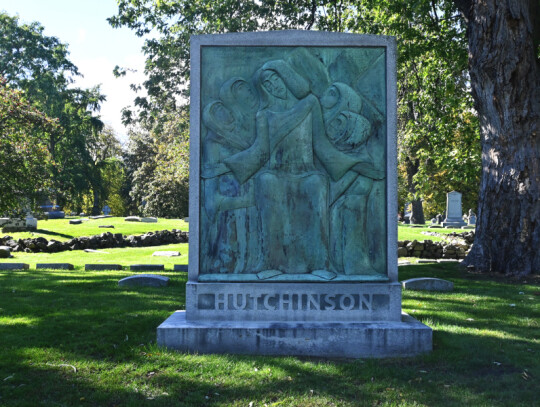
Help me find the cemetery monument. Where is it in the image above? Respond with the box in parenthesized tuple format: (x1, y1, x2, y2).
(157, 31, 432, 357)
(442, 191, 467, 228)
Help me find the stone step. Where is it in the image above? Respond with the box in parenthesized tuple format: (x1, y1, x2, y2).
(36, 263, 74, 270)
(0, 263, 29, 270)
(85, 264, 123, 271)
(118, 274, 169, 287)
(130, 264, 165, 271)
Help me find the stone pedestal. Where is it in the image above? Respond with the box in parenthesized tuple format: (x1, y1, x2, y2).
(442, 191, 466, 227)
(158, 312, 431, 358)
(157, 31, 432, 358)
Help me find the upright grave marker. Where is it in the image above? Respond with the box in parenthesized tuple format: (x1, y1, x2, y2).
(157, 31, 432, 357)
(442, 191, 467, 228)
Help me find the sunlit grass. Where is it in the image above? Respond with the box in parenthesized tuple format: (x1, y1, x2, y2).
(0, 263, 538, 406)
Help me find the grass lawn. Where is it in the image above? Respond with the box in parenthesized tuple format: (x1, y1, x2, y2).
(398, 224, 467, 242)
(0, 263, 538, 406)
(3, 217, 189, 242)
(0, 243, 189, 269)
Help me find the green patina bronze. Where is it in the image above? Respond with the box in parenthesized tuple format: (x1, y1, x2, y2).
(200, 46, 387, 282)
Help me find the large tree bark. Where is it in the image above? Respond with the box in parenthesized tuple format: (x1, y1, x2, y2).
(455, 0, 539, 275)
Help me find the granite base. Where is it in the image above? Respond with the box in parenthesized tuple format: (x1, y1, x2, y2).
(157, 311, 432, 358)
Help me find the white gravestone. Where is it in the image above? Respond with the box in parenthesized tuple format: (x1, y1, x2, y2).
(442, 191, 466, 228)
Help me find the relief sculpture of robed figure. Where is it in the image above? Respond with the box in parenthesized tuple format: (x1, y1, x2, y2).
(200, 47, 387, 281)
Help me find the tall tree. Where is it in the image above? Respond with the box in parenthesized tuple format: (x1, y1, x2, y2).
(0, 12, 106, 207)
(453, 0, 539, 275)
(110, 1, 481, 223)
(0, 78, 56, 214)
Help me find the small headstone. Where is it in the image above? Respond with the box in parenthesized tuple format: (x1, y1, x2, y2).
(84, 249, 110, 254)
(79, 212, 86, 216)
(125, 216, 141, 222)
(183, 217, 189, 223)
(402, 278, 454, 292)
(153, 251, 180, 257)
(174, 264, 188, 272)
(99, 225, 115, 229)
(36, 263, 74, 270)
(130, 264, 165, 271)
(85, 264, 122, 271)
(141, 217, 158, 223)
(102, 205, 111, 216)
(47, 211, 65, 219)
(0, 263, 29, 270)
(417, 259, 436, 264)
(398, 261, 411, 266)
(70, 212, 77, 216)
(436, 214, 443, 224)
(118, 274, 169, 287)
(25, 214, 38, 230)
(430, 218, 437, 224)
(0, 246, 11, 258)
(69, 219, 82, 225)
(437, 259, 458, 263)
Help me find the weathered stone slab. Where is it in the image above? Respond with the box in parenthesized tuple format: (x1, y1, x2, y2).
(99, 225, 115, 228)
(0, 263, 29, 270)
(157, 311, 432, 358)
(401, 278, 454, 292)
(85, 264, 123, 271)
(119, 274, 169, 287)
(152, 251, 180, 257)
(84, 249, 110, 254)
(69, 219, 82, 225)
(36, 263, 74, 270)
(125, 216, 141, 222)
(437, 259, 458, 263)
(461, 225, 475, 229)
(141, 217, 158, 223)
(174, 264, 188, 272)
(398, 261, 411, 266)
(417, 259, 436, 264)
(186, 282, 402, 322)
(0, 246, 11, 258)
(157, 31, 430, 358)
(130, 264, 165, 271)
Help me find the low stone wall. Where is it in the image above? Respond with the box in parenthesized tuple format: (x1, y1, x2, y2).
(397, 231, 475, 259)
(0, 229, 188, 253)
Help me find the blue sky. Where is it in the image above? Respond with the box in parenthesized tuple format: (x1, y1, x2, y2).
(1, 0, 148, 141)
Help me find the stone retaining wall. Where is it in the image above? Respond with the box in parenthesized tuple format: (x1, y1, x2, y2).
(0, 229, 188, 253)
(397, 231, 474, 259)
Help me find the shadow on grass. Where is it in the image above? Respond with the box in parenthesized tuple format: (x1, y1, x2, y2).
(0, 266, 538, 406)
(33, 228, 74, 239)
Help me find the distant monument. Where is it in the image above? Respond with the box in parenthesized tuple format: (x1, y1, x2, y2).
(102, 205, 111, 216)
(442, 191, 466, 228)
(157, 31, 431, 357)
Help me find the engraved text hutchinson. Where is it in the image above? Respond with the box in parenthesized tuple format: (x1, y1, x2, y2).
(197, 293, 390, 311)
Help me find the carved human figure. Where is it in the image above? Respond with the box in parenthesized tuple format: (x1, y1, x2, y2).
(321, 82, 384, 275)
(201, 99, 258, 274)
(224, 60, 366, 277)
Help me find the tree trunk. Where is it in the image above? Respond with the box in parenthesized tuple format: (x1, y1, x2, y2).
(456, 0, 540, 275)
(91, 188, 100, 216)
(406, 157, 425, 224)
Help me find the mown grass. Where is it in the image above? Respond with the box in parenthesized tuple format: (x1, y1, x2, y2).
(0, 243, 189, 269)
(3, 217, 189, 242)
(398, 224, 467, 242)
(0, 263, 538, 406)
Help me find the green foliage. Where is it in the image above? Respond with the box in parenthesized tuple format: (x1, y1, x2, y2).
(110, 0, 481, 216)
(124, 111, 190, 218)
(0, 12, 109, 210)
(0, 78, 56, 214)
